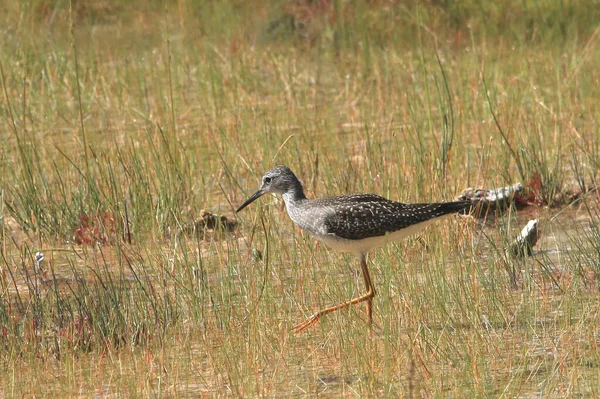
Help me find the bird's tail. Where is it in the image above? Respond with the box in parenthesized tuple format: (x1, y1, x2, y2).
(441, 200, 479, 216)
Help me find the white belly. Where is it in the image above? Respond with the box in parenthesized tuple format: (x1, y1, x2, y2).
(313, 216, 449, 255)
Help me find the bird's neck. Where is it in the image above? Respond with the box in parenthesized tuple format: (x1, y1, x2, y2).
(282, 182, 307, 205)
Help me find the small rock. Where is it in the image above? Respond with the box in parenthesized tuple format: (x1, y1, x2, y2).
(507, 219, 540, 258)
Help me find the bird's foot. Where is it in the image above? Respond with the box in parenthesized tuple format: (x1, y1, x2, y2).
(292, 312, 321, 333)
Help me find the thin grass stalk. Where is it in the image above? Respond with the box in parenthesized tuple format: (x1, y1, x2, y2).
(69, 0, 92, 209)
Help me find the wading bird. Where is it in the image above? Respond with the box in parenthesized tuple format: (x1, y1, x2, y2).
(237, 165, 474, 332)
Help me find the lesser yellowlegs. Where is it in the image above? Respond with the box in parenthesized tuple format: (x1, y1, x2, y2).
(236, 165, 474, 332)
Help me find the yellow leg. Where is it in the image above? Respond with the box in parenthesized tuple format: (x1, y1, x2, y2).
(292, 255, 375, 333)
(361, 255, 376, 324)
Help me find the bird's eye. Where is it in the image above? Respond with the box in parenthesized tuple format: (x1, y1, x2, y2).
(264, 177, 272, 184)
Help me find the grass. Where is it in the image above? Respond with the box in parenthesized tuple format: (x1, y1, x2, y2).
(1, 0, 600, 396)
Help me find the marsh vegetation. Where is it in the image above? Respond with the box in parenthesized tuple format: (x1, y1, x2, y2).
(1, 0, 600, 396)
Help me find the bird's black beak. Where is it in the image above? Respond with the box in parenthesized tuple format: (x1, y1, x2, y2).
(236, 189, 265, 213)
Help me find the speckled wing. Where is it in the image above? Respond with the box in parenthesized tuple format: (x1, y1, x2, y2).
(321, 194, 471, 240)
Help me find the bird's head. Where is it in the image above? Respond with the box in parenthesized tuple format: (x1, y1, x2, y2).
(236, 165, 301, 212)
